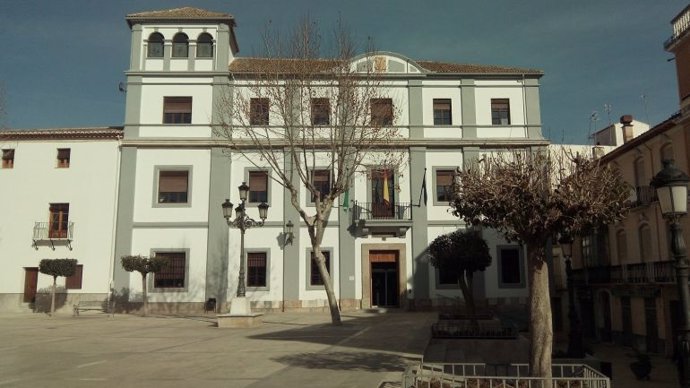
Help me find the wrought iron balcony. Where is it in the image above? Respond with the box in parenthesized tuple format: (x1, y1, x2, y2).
(32, 222, 74, 250)
(632, 186, 657, 207)
(665, 4, 690, 49)
(351, 201, 412, 237)
(573, 260, 675, 285)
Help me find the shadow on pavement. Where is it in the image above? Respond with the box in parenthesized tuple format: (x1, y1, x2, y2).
(272, 350, 415, 372)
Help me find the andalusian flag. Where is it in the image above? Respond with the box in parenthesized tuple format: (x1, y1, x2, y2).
(342, 189, 349, 209)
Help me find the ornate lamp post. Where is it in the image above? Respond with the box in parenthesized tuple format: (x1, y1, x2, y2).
(559, 234, 585, 358)
(652, 159, 690, 386)
(222, 182, 268, 308)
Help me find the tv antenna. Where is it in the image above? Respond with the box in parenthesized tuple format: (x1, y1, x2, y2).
(603, 104, 612, 125)
(588, 111, 599, 143)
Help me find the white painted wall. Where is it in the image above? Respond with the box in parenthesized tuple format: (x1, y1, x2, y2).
(0, 139, 120, 307)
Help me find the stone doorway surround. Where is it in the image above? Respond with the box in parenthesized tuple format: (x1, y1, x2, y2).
(361, 243, 407, 309)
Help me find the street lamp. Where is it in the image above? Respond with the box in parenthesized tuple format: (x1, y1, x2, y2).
(559, 233, 584, 358)
(221, 182, 269, 301)
(651, 159, 690, 387)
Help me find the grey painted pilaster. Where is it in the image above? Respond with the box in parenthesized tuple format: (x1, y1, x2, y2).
(408, 80, 424, 139)
(113, 147, 138, 291)
(124, 76, 142, 139)
(460, 79, 477, 139)
(129, 25, 143, 72)
(409, 146, 430, 302)
(163, 42, 171, 71)
(283, 150, 301, 301)
(462, 147, 482, 170)
(205, 148, 232, 309)
(338, 175, 356, 301)
(216, 24, 231, 72)
(523, 78, 543, 139)
(211, 76, 231, 137)
(188, 44, 196, 71)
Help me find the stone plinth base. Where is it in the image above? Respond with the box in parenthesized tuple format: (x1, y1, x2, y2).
(216, 313, 263, 328)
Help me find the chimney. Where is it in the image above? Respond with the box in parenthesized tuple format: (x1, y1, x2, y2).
(592, 144, 605, 159)
(620, 115, 634, 143)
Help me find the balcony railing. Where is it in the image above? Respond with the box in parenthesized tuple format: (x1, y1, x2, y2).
(573, 260, 675, 285)
(33, 222, 74, 250)
(632, 186, 657, 207)
(665, 4, 690, 48)
(351, 201, 412, 220)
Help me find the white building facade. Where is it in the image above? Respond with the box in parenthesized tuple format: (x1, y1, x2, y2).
(0, 128, 122, 311)
(1, 7, 547, 313)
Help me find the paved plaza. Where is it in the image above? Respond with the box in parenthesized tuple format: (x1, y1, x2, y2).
(0, 310, 683, 387)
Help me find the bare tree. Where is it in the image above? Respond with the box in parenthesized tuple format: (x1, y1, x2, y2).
(215, 17, 403, 325)
(451, 149, 629, 378)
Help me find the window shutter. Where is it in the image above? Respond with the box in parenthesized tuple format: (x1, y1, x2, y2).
(433, 99, 451, 111)
(159, 171, 188, 192)
(164, 97, 192, 113)
(249, 171, 268, 191)
(437, 170, 453, 186)
(2, 149, 14, 160)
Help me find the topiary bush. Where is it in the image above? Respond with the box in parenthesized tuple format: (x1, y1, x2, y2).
(38, 258, 77, 316)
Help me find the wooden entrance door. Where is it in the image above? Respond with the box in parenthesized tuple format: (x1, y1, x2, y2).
(370, 250, 398, 307)
(23, 267, 38, 303)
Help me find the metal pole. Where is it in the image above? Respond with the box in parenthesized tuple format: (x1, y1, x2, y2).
(237, 203, 246, 298)
(671, 218, 690, 387)
(566, 256, 585, 357)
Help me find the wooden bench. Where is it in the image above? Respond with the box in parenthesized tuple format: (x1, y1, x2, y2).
(73, 300, 114, 317)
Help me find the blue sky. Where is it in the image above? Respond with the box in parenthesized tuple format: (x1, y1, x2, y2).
(0, 0, 685, 144)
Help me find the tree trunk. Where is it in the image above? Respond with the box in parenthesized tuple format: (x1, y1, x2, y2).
(141, 273, 148, 317)
(527, 243, 552, 380)
(313, 247, 342, 325)
(458, 272, 477, 330)
(50, 276, 57, 317)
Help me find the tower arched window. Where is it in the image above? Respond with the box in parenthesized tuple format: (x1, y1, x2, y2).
(147, 33, 164, 58)
(196, 33, 214, 58)
(172, 33, 189, 58)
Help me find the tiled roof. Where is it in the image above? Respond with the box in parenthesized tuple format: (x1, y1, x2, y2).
(126, 7, 235, 26)
(229, 57, 542, 75)
(416, 61, 542, 75)
(0, 127, 124, 140)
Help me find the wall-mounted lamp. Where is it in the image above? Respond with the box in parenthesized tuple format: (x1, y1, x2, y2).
(285, 220, 295, 245)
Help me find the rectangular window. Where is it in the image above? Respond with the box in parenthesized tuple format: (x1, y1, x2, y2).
(371, 169, 395, 218)
(435, 169, 455, 202)
(250, 98, 269, 125)
(491, 99, 510, 125)
(499, 246, 523, 287)
(311, 98, 330, 125)
(65, 264, 83, 289)
(158, 170, 189, 204)
(2, 149, 14, 169)
(310, 251, 331, 286)
(248, 170, 269, 203)
(57, 148, 71, 168)
(163, 97, 192, 124)
(49, 203, 69, 239)
(311, 170, 331, 203)
(247, 252, 267, 288)
(370, 98, 393, 126)
(433, 99, 452, 125)
(153, 252, 186, 288)
(438, 267, 458, 286)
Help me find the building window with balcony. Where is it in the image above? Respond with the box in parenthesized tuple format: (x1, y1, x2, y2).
(433, 99, 452, 125)
(172, 33, 189, 58)
(65, 265, 83, 289)
(434, 169, 455, 204)
(49, 203, 70, 239)
(163, 97, 192, 124)
(2, 149, 14, 168)
(248, 170, 269, 203)
(498, 246, 524, 288)
(370, 98, 393, 126)
(310, 169, 331, 203)
(309, 250, 331, 288)
(370, 168, 395, 218)
(247, 251, 268, 288)
(250, 98, 269, 125)
(147, 32, 164, 58)
(196, 33, 214, 58)
(157, 170, 190, 204)
(311, 98, 330, 125)
(491, 98, 510, 125)
(638, 224, 652, 262)
(153, 251, 186, 289)
(57, 148, 71, 168)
